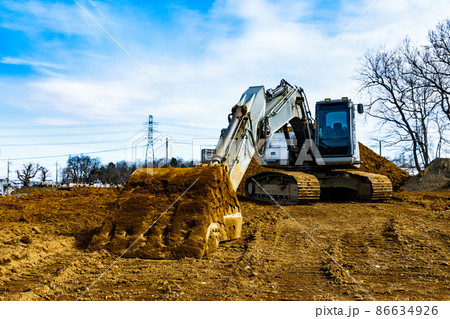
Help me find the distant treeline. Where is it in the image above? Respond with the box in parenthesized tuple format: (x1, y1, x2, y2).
(16, 155, 195, 186)
(62, 155, 135, 185)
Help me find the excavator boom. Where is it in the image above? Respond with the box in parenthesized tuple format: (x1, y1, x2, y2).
(212, 80, 316, 190)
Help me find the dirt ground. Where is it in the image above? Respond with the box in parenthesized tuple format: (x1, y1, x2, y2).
(0, 187, 448, 301)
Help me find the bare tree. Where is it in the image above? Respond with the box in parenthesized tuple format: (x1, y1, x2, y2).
(63, 155, 101, 183)
(358, 19, 450, 171)
(403, 20, 450, 158)
(17, 163, 41, 187)
(39, 166, 50, 183)
(428, 19, 450, 121)
(358, 44, 441, 171)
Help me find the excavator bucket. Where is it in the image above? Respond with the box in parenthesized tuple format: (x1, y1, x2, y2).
(88, 165, 242, 259)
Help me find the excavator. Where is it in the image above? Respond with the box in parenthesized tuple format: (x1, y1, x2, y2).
(212, 79, 392, 204)
(90, 80, 392, 259)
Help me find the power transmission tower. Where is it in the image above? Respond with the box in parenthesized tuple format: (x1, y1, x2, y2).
(145, 115, 154, 167)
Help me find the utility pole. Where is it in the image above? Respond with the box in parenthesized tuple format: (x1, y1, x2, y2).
(152, 119, 155, 166)
(56, 161, 58, 184)
(379, 140, 382, 156)
(6, 160, 10, 196)
(145, 115, 154, 167)
(165, 137, 169, 166)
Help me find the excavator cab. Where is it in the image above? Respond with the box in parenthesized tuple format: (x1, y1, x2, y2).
(315, 98, 360, 167)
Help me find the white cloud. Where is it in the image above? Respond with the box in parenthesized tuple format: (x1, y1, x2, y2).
(1, 0, 450, 171)
(5, 0, 450, 116)
(1, 0, 93, 35)
(1, 57, 65, 69)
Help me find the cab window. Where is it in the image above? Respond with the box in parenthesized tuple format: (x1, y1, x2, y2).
(318, 106, 350, 156)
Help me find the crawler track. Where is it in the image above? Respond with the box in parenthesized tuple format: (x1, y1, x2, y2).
(342, 170, 393, 201)
(245, 169, 393, 204)
(244, 170, 320, 205)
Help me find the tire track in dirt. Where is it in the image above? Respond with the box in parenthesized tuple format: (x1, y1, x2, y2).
(271, 206, 372, 301)
(312, 206, 450, 301)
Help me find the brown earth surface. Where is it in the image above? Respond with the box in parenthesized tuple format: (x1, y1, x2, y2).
(0, 187, 448, 301)
(404, 158, 450, 191)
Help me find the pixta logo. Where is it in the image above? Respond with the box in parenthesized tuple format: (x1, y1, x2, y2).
(294, 139, 325, 166)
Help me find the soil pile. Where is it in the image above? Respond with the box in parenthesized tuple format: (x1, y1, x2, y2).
(89, 166, 242, 259)
(358, 143, 410, 190)
(404, 158, 450, 191)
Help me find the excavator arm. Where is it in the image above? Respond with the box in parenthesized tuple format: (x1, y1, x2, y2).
(212, 80, 314, 190)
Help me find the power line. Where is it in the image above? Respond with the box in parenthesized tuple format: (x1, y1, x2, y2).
(0, 121, 218, 135)
(0, 128, 208, 162)
(0, 140, 126, 147)
(156, 122, 216, 131)
(171, 141, 193, 145)
(0, 122, 143, 130)
(0, 129, 142, 138)
(1, 145, 147, 161)
(0, 134, 174, 162)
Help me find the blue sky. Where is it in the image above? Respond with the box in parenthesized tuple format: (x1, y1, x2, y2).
(1, 0, 450, 180)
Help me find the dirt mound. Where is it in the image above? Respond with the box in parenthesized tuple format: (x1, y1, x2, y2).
(89, 165, 242, 259)
(358, 143, 410, 190)
(404, 158, 450, 191)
